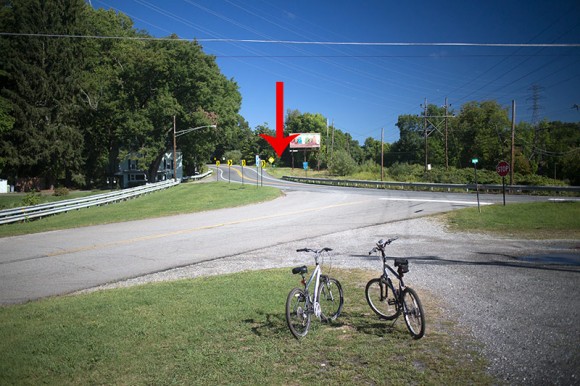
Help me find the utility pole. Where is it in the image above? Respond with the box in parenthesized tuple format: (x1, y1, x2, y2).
(511, 100, 516, 186)
(444, 97, 449, 170)
(381, 128, 384, 181)
(423, 98, 428, 172)
(331, 119, 335, 166)
(173, 115, 177, 181)
(422, 98, 455, 172)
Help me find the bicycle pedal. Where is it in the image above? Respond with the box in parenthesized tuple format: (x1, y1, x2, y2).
(388, 299, 397, 305)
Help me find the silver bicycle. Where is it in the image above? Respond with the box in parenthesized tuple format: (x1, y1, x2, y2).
(285, 248, 344, 339)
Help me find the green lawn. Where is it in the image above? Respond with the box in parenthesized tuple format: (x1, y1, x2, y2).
(442, 201, 580, 239)
(0, 182, 281, 238)
(0, 269, 493, 385)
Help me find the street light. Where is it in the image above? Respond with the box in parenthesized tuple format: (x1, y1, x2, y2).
(172, 115, 217, 181)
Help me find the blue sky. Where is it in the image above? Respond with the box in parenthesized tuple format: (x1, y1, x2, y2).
(91, 0, 580, 144)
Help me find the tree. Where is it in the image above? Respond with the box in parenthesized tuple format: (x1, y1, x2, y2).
(390, 114, 423, 164)
(1, 0, 89, 188)
(454, 101, 510, 169)
(329, 149, 357, 176)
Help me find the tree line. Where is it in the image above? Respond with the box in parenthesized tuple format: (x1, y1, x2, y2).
(1, 0, 578, 190)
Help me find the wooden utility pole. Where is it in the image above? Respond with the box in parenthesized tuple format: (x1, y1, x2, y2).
(444, 97, 449, 170)
(511, 100, 516, 186)
(423, 98, 428, 172)
(173, 115, 177, 181)
(381, 128, 384, 181)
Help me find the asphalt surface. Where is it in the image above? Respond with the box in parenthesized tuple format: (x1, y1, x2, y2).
(81, 216, 580, 385)
(2, 172, 579, 384)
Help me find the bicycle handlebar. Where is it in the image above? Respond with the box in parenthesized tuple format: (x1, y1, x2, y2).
(368, 237, 398, 255)
(296, 247, 333, 253)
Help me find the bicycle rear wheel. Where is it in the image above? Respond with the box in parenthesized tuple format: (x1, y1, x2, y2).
(365, 278, 399, 320)
(402, 287, 425, 339)
(318, 276, 344, 321)
(286, 288, 311, 338)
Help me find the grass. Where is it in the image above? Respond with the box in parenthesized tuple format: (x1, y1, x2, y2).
(0, 182, 281, 238)
(441, 201, 580, 239)
(0, 190, 99, 210)
(0, 268, 493, 385)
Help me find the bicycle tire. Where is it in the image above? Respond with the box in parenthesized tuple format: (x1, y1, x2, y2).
(365, 278, 399, 320)
(318, 276, 344, 321)
(286, 287, 311, 339)
(402, 287, 425, 339)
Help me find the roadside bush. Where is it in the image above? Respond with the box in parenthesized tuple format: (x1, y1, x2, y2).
(22, 192, 40, 206)
(387, 162, 423, 182)
(53, 187, 70, 196)
(329, 149, 357, 176)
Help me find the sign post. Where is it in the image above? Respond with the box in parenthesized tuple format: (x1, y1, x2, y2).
(496, 160, 510, 206)
(472, 158, 481, 213)
(255, 155, 260, 188)
(241, 159, 246, 185)
(260, 160, 266, 187)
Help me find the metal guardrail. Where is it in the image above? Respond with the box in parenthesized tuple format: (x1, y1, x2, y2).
(282, 176, 580, 194)
(0, 180, 181, 226)
(0, 170, 214, 225)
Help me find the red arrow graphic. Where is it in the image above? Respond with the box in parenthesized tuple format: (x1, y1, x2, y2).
(259, 82, 299, 157)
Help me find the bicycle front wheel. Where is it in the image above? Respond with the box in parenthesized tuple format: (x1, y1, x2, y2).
(286, 288, 311, 339)
(402, 287, 425, 339)
(318, 276, 344, 321)
(365, 278, 399, 320)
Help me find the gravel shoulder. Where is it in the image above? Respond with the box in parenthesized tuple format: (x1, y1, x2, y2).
(79, 217, 580, 385)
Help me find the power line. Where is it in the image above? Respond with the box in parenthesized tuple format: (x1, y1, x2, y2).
(1, 32, 579, 47)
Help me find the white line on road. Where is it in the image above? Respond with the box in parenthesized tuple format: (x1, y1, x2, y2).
(379, 197, 493, 205)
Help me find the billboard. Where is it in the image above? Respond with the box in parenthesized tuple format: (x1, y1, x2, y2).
(289, 133, 321, 149)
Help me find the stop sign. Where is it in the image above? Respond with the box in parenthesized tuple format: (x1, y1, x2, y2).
(496, 161, 510, 177)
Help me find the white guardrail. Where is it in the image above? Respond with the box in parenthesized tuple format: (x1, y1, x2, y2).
(0, 170, 212, 226)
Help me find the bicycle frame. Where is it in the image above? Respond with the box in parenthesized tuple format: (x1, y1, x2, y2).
(304, 264, 322, 318)
(380, 252, 406, 294)
(287, 247, 343, 339)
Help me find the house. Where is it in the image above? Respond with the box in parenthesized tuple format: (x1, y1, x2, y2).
(116, 151, 182, 189)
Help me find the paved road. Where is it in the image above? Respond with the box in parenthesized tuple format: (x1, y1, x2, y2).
(1, 172, 578, 384)
(1, 182, 495, 304)
(0, 171, 571, 304)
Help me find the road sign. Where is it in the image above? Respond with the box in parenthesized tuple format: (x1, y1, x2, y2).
(303, 162, 308, 170)
(255, 155, 260, 166)
(216, 160, 220, 167)
(241, 159, 246, 166)
(471, 158, 479, 164)
(268, 156, 275, 164)
(227, 159, 233, 166)
(496, 161, 510, 177)
(261, 160, 266, 168)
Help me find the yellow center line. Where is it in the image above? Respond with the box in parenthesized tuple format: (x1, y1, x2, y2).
(46, 198, 372, 257)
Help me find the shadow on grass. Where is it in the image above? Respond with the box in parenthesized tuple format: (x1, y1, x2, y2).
(243, 312, 287, 337)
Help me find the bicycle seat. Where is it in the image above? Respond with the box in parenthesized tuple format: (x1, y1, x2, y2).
(292, 266, 308, 275)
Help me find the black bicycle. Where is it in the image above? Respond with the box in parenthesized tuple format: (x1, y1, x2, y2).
(365, 238, 425, 339)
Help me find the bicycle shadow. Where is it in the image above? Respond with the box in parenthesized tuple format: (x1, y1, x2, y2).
(335, 311, 404, 338)
(351, 253, 580, 274)
(243, 311, 288, 337)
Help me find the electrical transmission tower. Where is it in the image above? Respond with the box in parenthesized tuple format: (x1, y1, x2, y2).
(421, 98, 455, 171)
(528, 84, 544, 127)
